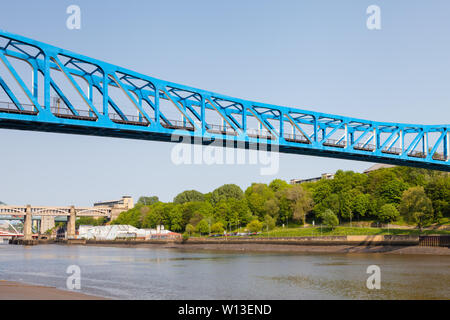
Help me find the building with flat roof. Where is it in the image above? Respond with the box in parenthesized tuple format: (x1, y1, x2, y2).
(363, 163, 396, 174)
(290, 163, 397, 186)
(290, 172, 335, 185)
(94, 196, 134, 220)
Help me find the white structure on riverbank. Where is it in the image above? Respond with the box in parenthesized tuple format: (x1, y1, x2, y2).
(78, 225, 179, 240)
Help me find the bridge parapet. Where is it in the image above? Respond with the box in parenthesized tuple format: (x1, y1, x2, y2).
(0, 204, 112, 240)
(0, 205, 111, 217)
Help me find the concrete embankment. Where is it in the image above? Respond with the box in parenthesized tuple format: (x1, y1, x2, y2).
(76, 238, 449, 256)
(81, 235, 449, 255)
(184, 235, 422, 246)
(9, 235, 449, 255)
(82, 235, 448, 246)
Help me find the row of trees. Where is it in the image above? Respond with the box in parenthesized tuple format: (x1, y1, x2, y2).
(302, 167, 449, 229)
(112, 167, 449, 232)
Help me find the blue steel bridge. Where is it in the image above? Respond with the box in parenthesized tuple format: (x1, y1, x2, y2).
(0, 30, 448, 171)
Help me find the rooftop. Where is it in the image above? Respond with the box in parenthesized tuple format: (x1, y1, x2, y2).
(363, 163, 396, 174)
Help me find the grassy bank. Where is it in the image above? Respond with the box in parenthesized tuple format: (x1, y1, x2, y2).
(186, 226, 450, 238)
(201, 226, 450, 237)
(252, 226, 450, 237)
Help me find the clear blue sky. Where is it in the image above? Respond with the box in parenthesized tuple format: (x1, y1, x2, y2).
(0, 0, 449, 206)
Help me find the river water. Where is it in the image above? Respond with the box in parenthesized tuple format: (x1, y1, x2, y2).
(0, 244, 448, 299)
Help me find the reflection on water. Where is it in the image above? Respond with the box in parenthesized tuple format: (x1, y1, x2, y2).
(0, 244, 448, 300)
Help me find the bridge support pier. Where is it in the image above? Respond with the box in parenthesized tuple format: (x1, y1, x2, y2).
(67, 206, 76, 239)
(23, 205, 32, 240)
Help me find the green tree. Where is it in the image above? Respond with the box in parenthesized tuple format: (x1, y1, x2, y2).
(195, 219, 210, 235)
(112, 205, 146, 228)
(378, 203, 399, 223)
(425, 175, 450, 220)
(227, 198, 252, 227)
(246, 192, 266, 218)
(366, 169, 407, 205)
(366, 195, 385, 219)
(168, 204, 184, 232)
(137, 196, 159, 205)
(263, 214, 276, 231)
(181, 201, 213, 226)
(76, 216, 106, 228)
(213, 200, 231, 226)
(212, 198, 249, 229)
(210, 184, 244, 204)
(245, 183, 276, 219)
(276, 187, 293, 225)
(211, 222, 225, 234)
(264, 198, 280, 219)
(319, 209, 339, 230)
(338, 191, 353, 221)
(331, 170, 367, 194)
(351, 192, 370, 219)
(246, 219, 263, 233)
(377, 179, 408, 204)
(399, 186, 434, 231)
(269, 179, 289, 192)
(286, 185, 313, 224)
(313, 193, 339, 218)
(392, 166, 428, 187)
(141, 202, 165, 228)
(308, 179, 333, 205)
(173, 190, 204, 204)
(185, 223, 195, 235)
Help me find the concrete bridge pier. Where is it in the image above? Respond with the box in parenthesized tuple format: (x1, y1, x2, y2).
(67, 206, 76, 239)
(23, 205, 32, 240)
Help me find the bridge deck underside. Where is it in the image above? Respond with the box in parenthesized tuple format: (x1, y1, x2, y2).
(0, 118, 447, 172)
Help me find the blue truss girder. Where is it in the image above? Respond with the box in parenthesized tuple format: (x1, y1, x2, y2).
(0, 30, 448, 171)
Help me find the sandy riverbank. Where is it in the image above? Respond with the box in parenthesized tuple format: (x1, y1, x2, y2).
(0, 280, 108, 300)
(83, 242, 450, 255)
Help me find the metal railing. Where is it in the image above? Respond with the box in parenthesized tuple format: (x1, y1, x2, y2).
(52, 103, 151, 125)
(353, 143, 376, 152)
(206, 123, 238, 135)
(247, 129, 274, 140)
(161, 118, 194, 131)
(419, 235, 450, 247)
(51, 106, 97, 121)
(0, 100, 446, 162)
(0, 101, 38, 115)
(109, 112, 150, 126)
(432, 153, 447, 161)
(408, 150, 426, 158)
(323, 138, 346, 148)
(283, 133, 310, 144)
(381, 146, 402, 155)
